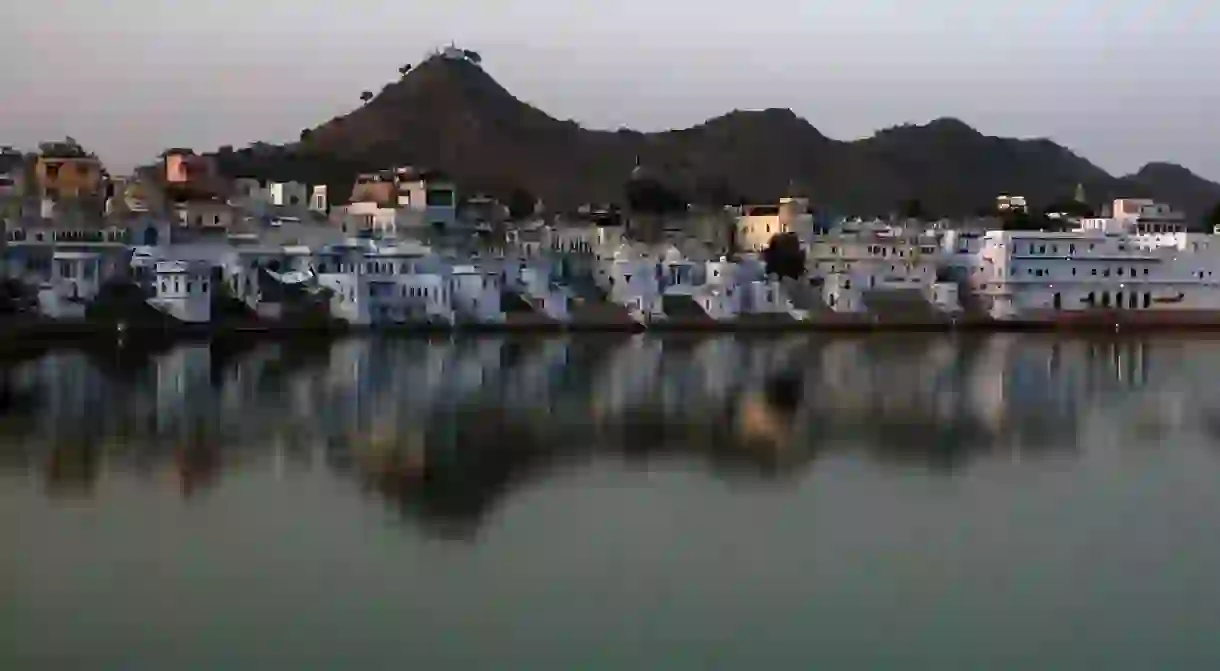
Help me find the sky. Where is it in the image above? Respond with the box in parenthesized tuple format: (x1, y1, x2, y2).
(2, 0, 1218, 178)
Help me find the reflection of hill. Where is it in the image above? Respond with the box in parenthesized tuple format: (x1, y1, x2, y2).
(0, 334, 1209, 536)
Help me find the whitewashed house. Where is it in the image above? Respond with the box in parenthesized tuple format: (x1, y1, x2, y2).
(449, 265, 505, 323)
(504, 262, 569, 322)
(37, 250, 107, 319)
(148, 260, 212, 323)
(309, 185, 328, 214)
(339, 201, 399, 237)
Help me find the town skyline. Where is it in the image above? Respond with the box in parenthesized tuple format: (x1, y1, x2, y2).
(2, 0, 1218, 179)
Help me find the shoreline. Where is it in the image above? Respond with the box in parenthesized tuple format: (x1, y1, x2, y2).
(5, 315, 1220, 347)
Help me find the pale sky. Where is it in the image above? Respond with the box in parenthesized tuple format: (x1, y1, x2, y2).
(2, 0, 1217, 178)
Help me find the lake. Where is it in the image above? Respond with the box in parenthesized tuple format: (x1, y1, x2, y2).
(3, 333, 1220, 669)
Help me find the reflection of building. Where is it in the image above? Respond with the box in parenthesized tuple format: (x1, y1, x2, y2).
(7, 334, 1220, 519)
(154, 345, 214, 430)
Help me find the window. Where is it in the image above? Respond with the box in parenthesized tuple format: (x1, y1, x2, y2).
(76, 163, 89, 176)
(57, 261, 72, 278)
(1129, 293, 1137, 309)
(45, 164, 59, 178)
(1143, 293, 1151, 308)
(1091, 268, 1097, 276)
(1053, 292, 1062, 310)
(1101, 292, 1110, 308)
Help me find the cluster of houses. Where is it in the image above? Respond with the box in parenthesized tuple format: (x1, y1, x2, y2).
(3, 138, 1220, 329)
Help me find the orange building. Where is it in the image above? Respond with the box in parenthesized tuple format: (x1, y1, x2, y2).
(36, 153, 105, 200)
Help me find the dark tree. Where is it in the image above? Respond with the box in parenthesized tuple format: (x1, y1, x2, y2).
(359, 90, 373, 103)
(299, 128, 312, 142)
(1045, 198, 1094, 217)
(899, 197, 927, 220)
(507, 187, 536, 220)
(1206, 202, 1220, 231)
(998, 210, 1064, 231)
(625, 177, 686, 215)
(462, 50, 482, 64)
(762, 232, 806, 280)
(398, 63, 413, 76)
(694, 175, 740, 207)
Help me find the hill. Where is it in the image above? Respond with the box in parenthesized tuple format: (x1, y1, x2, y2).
(219, 53, 1220, 223)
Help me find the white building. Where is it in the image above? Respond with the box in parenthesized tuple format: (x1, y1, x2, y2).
(36, 250, 107, 319)
(148, 260, 212, 323)
(339, 201, 399, 237)
(960, 200, 1220, 321)
(268, 181, 308, 209)
(310, 185, 328, 213)
(449, 265, 505, 323)
(232, 179, 308, 217)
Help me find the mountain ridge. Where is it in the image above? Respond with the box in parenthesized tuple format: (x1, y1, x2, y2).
(236, 54, 1220, 222)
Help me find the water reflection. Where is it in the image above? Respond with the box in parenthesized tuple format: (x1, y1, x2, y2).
(0, 333, 1212, 533)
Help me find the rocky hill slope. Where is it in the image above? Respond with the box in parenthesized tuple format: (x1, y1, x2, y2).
(221, 53, 1220, 222)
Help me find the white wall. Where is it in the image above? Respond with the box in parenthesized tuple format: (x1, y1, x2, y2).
(150, 264, 212, 323)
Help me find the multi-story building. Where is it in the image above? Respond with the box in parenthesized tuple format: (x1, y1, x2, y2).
(347, 166, 459, 232)
(734, 197, 815, 252)
(35, 141, 104, 201)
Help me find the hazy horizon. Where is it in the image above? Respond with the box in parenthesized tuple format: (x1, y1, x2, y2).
(3, 0, 1217, 179)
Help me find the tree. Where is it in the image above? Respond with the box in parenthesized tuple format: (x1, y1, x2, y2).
(507, 187, 536, 220)
(762, 232, 806, 280)
(694, 175, 740, 207)
(899, 197, 927, 220)
(299, 128, 312, 142)
(462, 49, 482, 64)
(359, 90, 373, 103)
(625, 176, 686, 215)
(398, 63, 413, 77)
(1045, 198, 1094, 218)
(1208, 202, 1220, 232)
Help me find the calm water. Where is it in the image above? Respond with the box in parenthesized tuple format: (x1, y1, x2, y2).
(3, 333, 1220, 669)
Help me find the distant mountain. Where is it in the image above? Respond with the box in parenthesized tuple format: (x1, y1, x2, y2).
(222, 53, 1220, 223)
